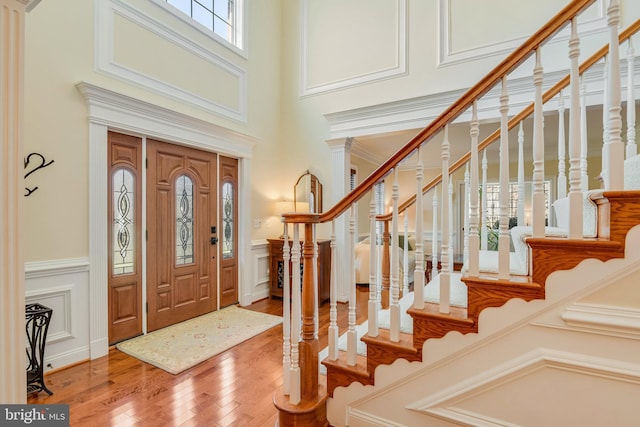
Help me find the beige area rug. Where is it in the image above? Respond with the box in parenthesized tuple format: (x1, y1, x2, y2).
(116, 305, 282, 374)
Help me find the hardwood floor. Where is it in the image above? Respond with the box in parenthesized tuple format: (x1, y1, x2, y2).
(28, 287, 370, 426)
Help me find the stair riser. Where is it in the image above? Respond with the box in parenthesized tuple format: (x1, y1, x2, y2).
(466, 287, 544, 320)
(364, 344, 421, 375)
(412, 318, 477, 349)
(323, 365, 372, 397)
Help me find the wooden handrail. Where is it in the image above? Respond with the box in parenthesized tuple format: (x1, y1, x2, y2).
(375, 17, 640, 222)
(282, 0, 597, 226)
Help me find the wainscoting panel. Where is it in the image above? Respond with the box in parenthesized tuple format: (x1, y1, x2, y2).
(25, 258, 91, 372)
(251, 240, 270, 302)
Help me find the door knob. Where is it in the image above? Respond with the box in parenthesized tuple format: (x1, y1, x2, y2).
(210, 237, 219, 245)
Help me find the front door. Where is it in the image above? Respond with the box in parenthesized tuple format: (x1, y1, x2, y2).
(146, 139, 218, 332)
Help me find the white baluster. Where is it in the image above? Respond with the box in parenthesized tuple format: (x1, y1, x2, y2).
(468, 101, 480, 277)
(481, 150, 488, 251)
(328, 220, 338, 360)
(580, 78, 589, 192)
(403, 213, 410, 297)
(368, 199, 379, 337)
(601, 55, 610, 187)
(289, 223, 301, 404)
(498, 77, 511, 279)
(517, 121, 526, 226)
(414, 146, 425, 308)
(347, 206, 357, 365)
(463, 164, 470, 270)
(448, 181, 454, 275)
(627, 38, 637, 160)
(532, 49, 545, 239)
(431, 191, 439, 281)
(558, 90, 568, 200)
(282, 222, 291, 394)
(606, 0, 624, 190)
(313, 225, 319, 339)
(568, 18, 584, 238)
(440, 126, 451, 314)
(390, 168, 401, 341)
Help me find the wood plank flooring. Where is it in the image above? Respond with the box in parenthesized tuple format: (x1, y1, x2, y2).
(28, 287, 369, 427)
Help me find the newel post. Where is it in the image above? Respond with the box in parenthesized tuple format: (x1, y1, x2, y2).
(274, 219, 328, 426)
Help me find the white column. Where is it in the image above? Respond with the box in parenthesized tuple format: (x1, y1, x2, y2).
(282, 225, 292, 391)
(431, 192, 439, 280)
(440, 127, 451, 314)
(327, 138, 353, 302)
(289, 224, 301, 404)
(414, 147, 425, 308)
(606, 0, 624, 190)
(390, 169, 401, 341)
(532, 49, 545, 239)
(601, 56, 610, 186)
(347, 205, 358, 364)
(328, 220, 339, 358)
(498, 78, 511, 279)
(468, 102, 480, 277)
(0, 0, 29, 404)
(568, 18, 584, 239)
(580, 79, 589, 192)
(558, 91, 568, 199)
(402, 213, 410, 297)
(463, 164, 470, 269)
(517, 121, 526, 226)
(481, 150, 488, 251)
(367, 200, 379, 336)
(626, 38, 637, 160)
(89, 122, 109, 358)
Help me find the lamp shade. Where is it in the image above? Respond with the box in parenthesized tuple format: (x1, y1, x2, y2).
(273, 200, 295, 216)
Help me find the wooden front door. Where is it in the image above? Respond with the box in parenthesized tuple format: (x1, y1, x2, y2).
(146, 140, 218, 332)
(219, 156, 238, 307)
(108, 132, 143, 345)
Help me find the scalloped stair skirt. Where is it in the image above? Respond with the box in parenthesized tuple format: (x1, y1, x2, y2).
(116, 306, 282, 374)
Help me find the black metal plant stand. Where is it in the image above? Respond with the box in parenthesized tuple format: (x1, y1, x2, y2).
(25, 303, 53, 395)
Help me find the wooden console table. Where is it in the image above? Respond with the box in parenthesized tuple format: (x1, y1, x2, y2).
(268, 239, 331, 303)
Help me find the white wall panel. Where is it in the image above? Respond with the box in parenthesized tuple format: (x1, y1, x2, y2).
(301, 0, 407, 96)
(25, 258, 90, 372)
(96, 0, 247, 121)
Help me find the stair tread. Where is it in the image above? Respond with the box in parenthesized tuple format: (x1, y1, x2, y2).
(406, 302, 474, 325)
(321, 351, 371, 380)
(361, 328, 419, 354)
(462, 273, 543, 288)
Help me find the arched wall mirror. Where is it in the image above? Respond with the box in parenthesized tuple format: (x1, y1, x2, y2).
(294, 170, 323, 213)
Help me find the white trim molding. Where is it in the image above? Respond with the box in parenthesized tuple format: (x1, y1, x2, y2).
(95, 0, 248, 122)
(562, 302, 640, 339)
(78, 82, 257, 359)
(438, 0, 607, 67)
(25, 257, 89, 279)
(147, 0, 249, 59)
(300, 0, 407, 97)
(407, 348, 640, 425)
(25, 284, 75, 344)
(324, 60, 640, 141)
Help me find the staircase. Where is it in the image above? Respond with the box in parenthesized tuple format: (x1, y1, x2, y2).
(274, 1, 640, 425)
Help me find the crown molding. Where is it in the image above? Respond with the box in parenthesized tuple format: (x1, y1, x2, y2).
(76, 82, 259, 159)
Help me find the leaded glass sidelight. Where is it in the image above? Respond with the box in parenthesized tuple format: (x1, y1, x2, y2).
(176, 174, 194, 265)
(112, 168, 135, 275)
(222, 181, 234, 259)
